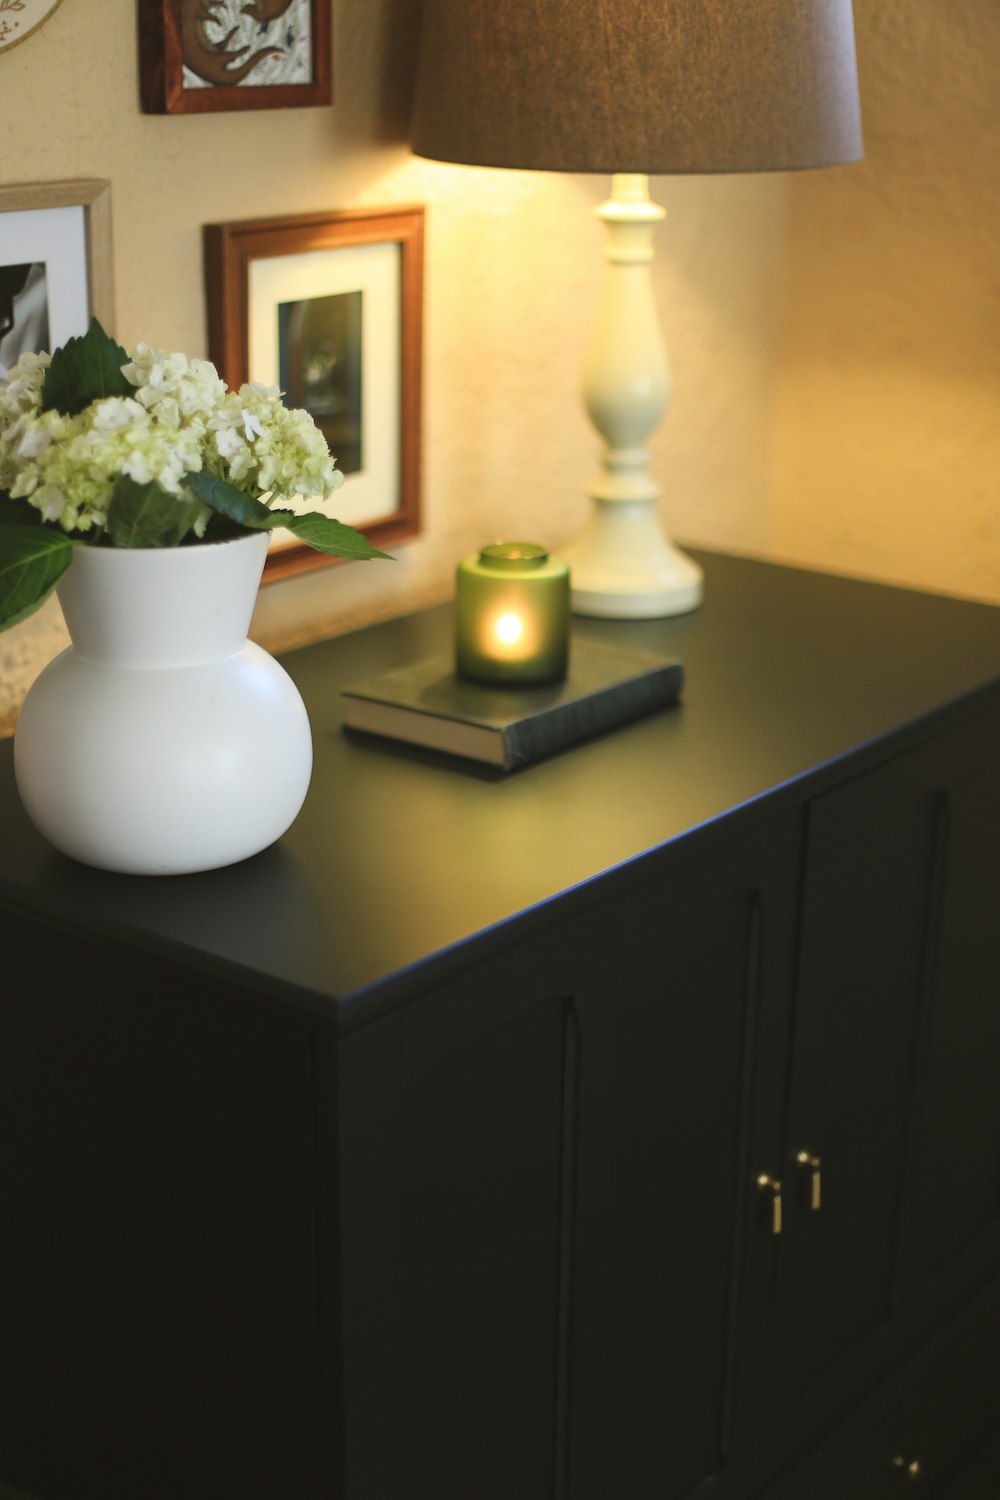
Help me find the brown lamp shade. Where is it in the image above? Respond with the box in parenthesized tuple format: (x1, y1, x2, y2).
(411, 0, 863, 175)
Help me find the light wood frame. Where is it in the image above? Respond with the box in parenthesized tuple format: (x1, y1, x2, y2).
(0, 179, 115, 340)
(138, 0, 331, 114)
(204, 205, 424, 582)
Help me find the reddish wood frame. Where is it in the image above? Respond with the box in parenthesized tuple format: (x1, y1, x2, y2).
(204, 205, 424, 582)
(138, 0, 331, 115)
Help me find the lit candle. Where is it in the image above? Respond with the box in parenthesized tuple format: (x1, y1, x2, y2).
(455, 541, 570, 684)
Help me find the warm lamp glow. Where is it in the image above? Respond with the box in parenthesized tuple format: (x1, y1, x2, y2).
(412, 0, 863, 619)
(455, 541, 570, 685)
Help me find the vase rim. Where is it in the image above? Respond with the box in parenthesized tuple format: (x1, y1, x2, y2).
(72, 530, 266, 555)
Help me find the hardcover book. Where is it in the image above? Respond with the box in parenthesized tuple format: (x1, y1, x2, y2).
(341, 642, 684, 770)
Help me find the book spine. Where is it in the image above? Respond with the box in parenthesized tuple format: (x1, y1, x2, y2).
(503, 664, 684, 768)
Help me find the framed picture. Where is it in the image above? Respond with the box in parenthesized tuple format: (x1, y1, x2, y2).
(0, 180, 114, 381)
(204, 205, 424, 581)
(138, 0, 331, 114)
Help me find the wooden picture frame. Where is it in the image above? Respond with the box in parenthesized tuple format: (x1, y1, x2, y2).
(0, 180, 115, 376)
(138, 0, 331, 114)
(204, 205, 424, 582)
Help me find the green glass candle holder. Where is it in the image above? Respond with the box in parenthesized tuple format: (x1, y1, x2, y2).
(455, 541, 570, 685)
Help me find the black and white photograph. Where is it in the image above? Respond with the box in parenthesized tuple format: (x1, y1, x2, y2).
(0, 261, 50, 381)
(277, 288, 363, 475)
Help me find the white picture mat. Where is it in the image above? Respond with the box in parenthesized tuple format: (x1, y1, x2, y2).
(249, 241, 401, 532)
(0, 205, 90, 347)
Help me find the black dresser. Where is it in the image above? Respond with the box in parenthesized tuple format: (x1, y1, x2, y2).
(3, 550, 1000, 1500)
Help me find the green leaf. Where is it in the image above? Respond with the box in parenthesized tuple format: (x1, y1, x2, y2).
(40, 317, 133, 417)
(186, 470, 393, 561)
(279, 511, 394, 561)
(0, 494, 43, 527)
(0, 525, 74, 631)
(105, 476, 205, 548)
(185, 472, 276, 530)
(200, 511, 249, 544)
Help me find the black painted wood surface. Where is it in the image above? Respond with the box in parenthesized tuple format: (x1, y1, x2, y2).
(4, 550, 1000, 1500)
(3, 550, 1000, 1034)
(0, 909, 325, 1499)
(568, 815, 802, 1500)
(763, 704, 1000, 1477)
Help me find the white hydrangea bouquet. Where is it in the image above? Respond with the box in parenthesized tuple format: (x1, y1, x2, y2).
(0, 318, 388, 630)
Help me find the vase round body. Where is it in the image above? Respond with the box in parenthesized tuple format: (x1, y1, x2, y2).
(14, 532, 312, 876)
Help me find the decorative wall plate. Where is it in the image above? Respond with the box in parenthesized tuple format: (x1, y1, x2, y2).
(0, 0, 66, 54)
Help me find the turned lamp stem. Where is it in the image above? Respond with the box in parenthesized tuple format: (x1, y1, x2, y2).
(565, 174, 703, 618)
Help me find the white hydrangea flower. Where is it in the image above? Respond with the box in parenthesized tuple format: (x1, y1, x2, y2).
(1, 334, 345, 541)
(92, 397, 146, 434)
(17, 423, 52, 460)
(34, 485, 68, 524)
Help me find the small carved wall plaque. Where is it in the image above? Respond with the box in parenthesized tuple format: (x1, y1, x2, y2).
(138, 0, 331, 113)
(0, 0, 66, 55)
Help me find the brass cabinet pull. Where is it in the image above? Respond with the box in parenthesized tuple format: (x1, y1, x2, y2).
(756, 1173, 783, 1235)
(796, 1150, 822, 1210)
(892, 1456, 922, 1482)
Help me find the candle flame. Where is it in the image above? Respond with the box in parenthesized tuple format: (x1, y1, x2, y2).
(494, 611, 524, 646)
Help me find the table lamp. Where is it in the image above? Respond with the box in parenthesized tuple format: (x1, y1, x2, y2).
(411, 0, 863, 618)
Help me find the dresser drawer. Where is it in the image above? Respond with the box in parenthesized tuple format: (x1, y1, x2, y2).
(762, 1275, 1000, 1499)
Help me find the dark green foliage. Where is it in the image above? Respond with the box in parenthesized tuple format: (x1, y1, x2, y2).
(40, 318, 133, 417)
(0, 525, 74, 630)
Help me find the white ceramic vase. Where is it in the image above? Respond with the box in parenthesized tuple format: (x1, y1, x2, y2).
(14, 532, 313, 876)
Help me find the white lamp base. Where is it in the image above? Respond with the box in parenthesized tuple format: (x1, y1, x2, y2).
(565, 499, 703, 617)
(567, 173, 703, 620)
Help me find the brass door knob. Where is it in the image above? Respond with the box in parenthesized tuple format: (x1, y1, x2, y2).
(796, 1150, 822, 1210)
(756, 1173, 783, 1235)
(892, 1455, 922, 1481)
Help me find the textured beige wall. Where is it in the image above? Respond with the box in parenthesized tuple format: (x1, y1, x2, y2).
(771, 0, 1000, 599)
(8, 1, 995, 734)
(0, 0, 786, 734)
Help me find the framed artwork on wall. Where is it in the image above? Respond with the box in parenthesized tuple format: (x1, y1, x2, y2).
(138, 0, 331, 114)
(0, 180, 115, 381)
(204, 205, 424, 582)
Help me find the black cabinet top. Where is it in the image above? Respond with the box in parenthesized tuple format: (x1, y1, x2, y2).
(3, 550, 1000, 1031)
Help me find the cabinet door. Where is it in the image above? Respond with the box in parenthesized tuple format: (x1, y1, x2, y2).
(331, 965, 572, 1500)
(568, 816, 801, 1500)
(902, 711, 1000, 1302)
(764, 706, 1000, 1473)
